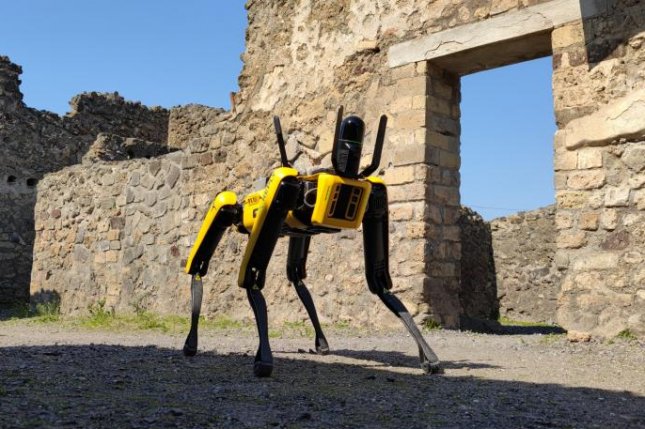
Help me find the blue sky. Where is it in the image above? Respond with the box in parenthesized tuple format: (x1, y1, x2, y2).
(1, 1, 555, 220)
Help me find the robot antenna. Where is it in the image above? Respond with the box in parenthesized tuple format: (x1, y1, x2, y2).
(331, 106, 344, 173)
(360, 114, 387, 177)
(273, 116, 291, 168)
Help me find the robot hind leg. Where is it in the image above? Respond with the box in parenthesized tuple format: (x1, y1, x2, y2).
(362, 182, 440, 374)
(287, 235, 330, 355)
(183, 192, 241, 357)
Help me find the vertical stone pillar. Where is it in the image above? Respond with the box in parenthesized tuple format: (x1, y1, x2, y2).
(384, 61, 462, 328)
(552, 13, 645, 338)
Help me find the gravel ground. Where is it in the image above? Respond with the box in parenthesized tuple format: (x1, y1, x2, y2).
(0, 320, 644, 429)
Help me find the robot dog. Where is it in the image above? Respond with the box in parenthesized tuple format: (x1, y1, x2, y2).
(183, 107, 440, 377)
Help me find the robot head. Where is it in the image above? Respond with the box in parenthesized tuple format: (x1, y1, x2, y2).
(332, 115, 365, 178)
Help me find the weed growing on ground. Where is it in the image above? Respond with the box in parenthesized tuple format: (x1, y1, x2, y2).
(616, 329, 637, 341)
(539, 333, 565, 345)
(5, 301, 60, 323)
(498, 316, 555, 328)
(33, 301, 61, 323)
(423, 319, 442, 331)
(81, 299, 115, 328)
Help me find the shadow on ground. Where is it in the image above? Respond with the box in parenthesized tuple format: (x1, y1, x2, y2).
(0, 344, 643, 429)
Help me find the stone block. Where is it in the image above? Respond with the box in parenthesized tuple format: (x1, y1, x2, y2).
(579, 212, 599, 230)
(394, 109, 426, 129)
(393, 143, 433, 165)
(567, 170, 605, 190)
(556, 191, 587, 209)
(557, 231, 586, 249)
(406, 221, 426, 239)
(567, 330, 591, 342)
(439, 150, 460, 169)
(427, 131, 458, 152)
(390, 203, 415, 221)
(432, 185, 459, 206)
(554, 151, 577, 171)
(383, 165, 415, 185)
(390, 96, 413, 113)
(604, 186, 630, 207)
(572, 252, 619, 271)
(577, 148, 603, 169)
(600, 209, 619, 230)
(388, 183, 427, 202)
(391, 63, 417, 80)
(555, 211, 574, 229)
(551, 22, 584, 49)
(393, 76, 428, 97)
(621, 145, 645, 172)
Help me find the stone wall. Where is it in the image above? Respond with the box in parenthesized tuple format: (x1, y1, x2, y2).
(458, 207, 499, 327)
(0, 56, 171, 308)
(551, 0, 645, 337)
(490, 206, 561, 324)
(8, 0, 645, 337)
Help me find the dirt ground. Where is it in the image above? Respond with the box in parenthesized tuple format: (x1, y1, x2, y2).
(0, 320, 643, 429)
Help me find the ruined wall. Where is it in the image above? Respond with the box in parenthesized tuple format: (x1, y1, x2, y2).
(0, 56, 170, 307)
(490, 206, 561, 324)
(458, 207, 498, 327)
(551, 0, 644, 337)
(20, 0, 645, 337)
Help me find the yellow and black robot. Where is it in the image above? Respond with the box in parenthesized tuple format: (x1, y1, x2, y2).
(183, 107, 439, 377)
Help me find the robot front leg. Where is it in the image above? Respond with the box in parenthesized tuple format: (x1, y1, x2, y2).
(183, 192, 241, 357)
(362, 182, 440, 374)
(239, 175, 301, 377)
(287, 235, 329, 355)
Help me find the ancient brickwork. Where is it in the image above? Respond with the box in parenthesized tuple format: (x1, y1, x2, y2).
(490, 206, 562, 324)
(0, 56, 171, 308)
(458, 207, 498, 326)
(551, 1, 645, 337)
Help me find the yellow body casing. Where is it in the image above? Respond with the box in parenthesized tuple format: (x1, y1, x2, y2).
(311, 173, 372, 229)
(185, 191, 238, 274)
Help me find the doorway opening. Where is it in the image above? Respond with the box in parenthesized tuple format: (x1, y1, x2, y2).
(460, 56, 556, 221)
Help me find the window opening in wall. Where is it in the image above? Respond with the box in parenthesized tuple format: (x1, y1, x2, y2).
(460, 56, 556, 221)
(26, 178, 38, 187)
(7, 175, 17, 184)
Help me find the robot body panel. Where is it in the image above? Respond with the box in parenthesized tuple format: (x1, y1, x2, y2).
(185, 191, 239, 276)
(310, 173, 371, 230)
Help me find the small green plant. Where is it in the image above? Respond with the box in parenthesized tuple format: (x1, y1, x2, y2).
(207, 315, 247, 330)
(423, 319, 442, 331)
(132, 310, 169, 332)
(539, 333, 565, 345)
(283, 320, 314, 337)
(499, 316, 555, 328)
(334, 320, 351, 330)
(82, 299, 115, 328)
(33, 301, 61, 322)
(616, 329, 637, 341)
